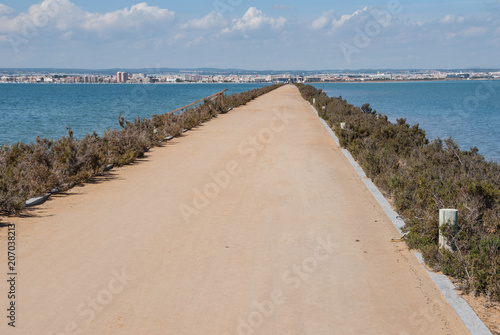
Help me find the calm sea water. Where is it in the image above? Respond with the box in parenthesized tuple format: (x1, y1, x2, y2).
(0, 83, 269, 145)
(313, 81, 500, 163)
(1, 81, 499, 163)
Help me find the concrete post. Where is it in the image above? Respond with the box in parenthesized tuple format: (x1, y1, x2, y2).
(341, 123, 347, 130)
(313, 98, 316, 105)
(439, 209, 458, 251)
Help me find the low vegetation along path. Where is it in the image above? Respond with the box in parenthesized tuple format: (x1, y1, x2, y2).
(1, 85, 470, 334)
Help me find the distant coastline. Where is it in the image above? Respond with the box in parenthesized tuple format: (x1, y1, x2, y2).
(1, 78, 500, 85)
(305, 78, 500, 84)
(1, 69, 499, 85)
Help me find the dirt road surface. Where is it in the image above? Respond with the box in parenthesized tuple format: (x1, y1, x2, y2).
(0, 85, 471, 334)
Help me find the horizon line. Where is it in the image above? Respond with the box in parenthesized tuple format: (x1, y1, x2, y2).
(1, 67, 500, 73)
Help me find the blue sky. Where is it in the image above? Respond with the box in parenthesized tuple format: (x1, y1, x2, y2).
(0, 0, 499, 70)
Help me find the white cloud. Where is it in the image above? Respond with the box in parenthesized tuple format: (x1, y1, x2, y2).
(186, 36, 203, 48)
(0, 0, 90, 33)
(173, 33, 185, 41)
(331, 7, 368, 31)
(0, 4, 14, 15)
(440, 14, 465, 24)
(45, 0, 88, 31)
(83, 2, 175, 32)
(440, 14, 454, 24)
(311, 7, 369, 33)
(181, 11, 224, 30)
(311, 10, 334, 30)
(0, 0, 175, 34)
(445, 26, 489, 39)
(462, 26, 488, 37)
(223, 7, 286, 33)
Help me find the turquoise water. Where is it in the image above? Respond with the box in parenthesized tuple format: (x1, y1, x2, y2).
(313, 81, 500, 163)
(0, 83, 269, 145)
(1, 81, 499, 163)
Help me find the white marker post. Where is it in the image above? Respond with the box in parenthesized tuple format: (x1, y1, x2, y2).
(439, 209, 458, 251)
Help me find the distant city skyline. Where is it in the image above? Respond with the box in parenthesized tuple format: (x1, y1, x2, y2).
(3, 69, 499, 85)
(0, 0, 499, 70)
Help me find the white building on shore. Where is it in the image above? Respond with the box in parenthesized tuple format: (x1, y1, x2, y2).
(116, 72, 129, 83)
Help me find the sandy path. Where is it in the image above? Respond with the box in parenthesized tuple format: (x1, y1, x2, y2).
(0, 85, 470, 334)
